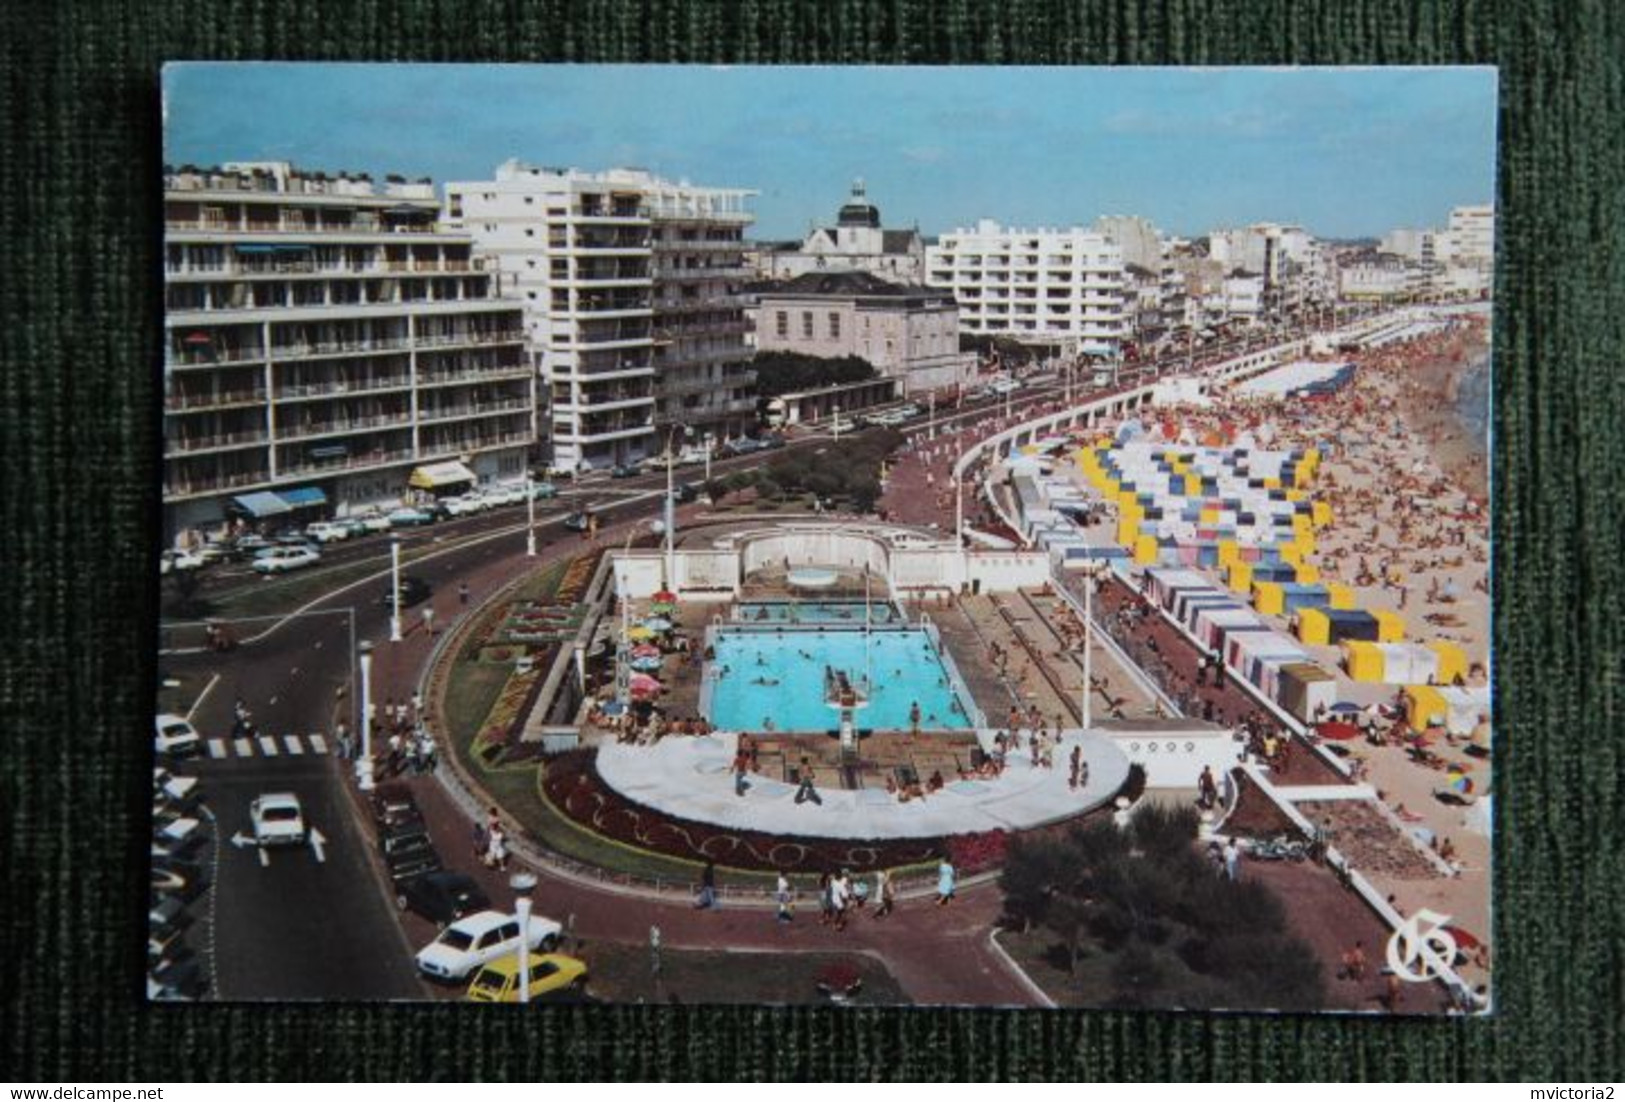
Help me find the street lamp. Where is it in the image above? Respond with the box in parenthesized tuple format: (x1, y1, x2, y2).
(510, 871, 538, 1004)
(388, 538, 403, 643)
(526, 469, 537, 558)
(356, 639, 375, 792)
(661, 424, 689, 592)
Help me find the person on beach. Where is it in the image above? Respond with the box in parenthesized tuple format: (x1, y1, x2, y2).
(936, 855, 957, 906)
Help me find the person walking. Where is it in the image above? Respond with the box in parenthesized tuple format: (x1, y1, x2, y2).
(873, 869, 894, 918)
(817, 872, 834, 926)
(830, 870, 851, 931)
(458, 581, 470, 607)
(1223, 837, 1241, 882)
(936, 855, 957, 907)
(733, 746, 751, 797)
(794, 758, 822, 806)
(695, 860, 717, 910)
(422, 606, 437, 636)
(472, 818, 489, 863)
(1068, 744, 1082, 790)
(775, 873, 794, 924)
(486, 824, 509, 872)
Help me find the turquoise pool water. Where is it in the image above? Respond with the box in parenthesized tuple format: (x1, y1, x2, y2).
(707, 628, 972, 733)
(732, 600, 899, 624)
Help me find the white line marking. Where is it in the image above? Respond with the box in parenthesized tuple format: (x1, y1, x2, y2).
(233, 738, 252, 757)
(283, 735, 304, 755)
(258, 736, 279, 757)
(308, 734, 328, 754)
(186, 673, 221, 722)
(207, 739, 227, 759)
(268, 695, 279, 706)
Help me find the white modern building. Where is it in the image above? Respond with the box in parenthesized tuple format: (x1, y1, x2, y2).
(925, 220, 1127, 356)
(443, 162, 757, 472)
(162, 161, 532, 544)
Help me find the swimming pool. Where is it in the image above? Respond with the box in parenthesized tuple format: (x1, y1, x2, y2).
(732, 600, 900, 625)
(706, 628, 972, 733)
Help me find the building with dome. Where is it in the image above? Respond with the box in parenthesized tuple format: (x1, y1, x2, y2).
(755, 180, 926, 284)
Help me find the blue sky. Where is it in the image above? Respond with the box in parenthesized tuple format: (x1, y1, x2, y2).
(164, 64, 1496, 240)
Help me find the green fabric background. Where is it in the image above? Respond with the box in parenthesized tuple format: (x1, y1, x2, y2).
(2, 0, 1621, 1082)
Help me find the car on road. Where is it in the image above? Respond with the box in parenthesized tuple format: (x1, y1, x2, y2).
(563, 511, 593, 532)
(828, 418, 858, 435)
(386, 506, 436, 527)
(154, 714, 203, 759)
(442, 494, 489, 517)
(353, 511, 394, 534)
(304, 521, 351, 544)
(609, 464, 640, 479)
(379, 575, 433, 610)
(229, 533, 275, 559)
(989, 377, 1021, 395)
(528, 481, 558, 500)
(414, 909, 563, 983)
(718, 437, 763, 457)
(250, 792, 307, 848)
(252, 546, 321, 574)
(465, 952, 589, 1003)
(159, 548, 206, 574)
(759, 434, 786, 450)
(395, 870, 491, 929)
(154, 767, 200, 804)
(151, 857, 209, 901)
(379, 824, 442, 883)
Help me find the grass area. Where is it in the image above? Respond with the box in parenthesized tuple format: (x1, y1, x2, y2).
(579, 943, 910, 1006)
(995, 928, 1117, 1008)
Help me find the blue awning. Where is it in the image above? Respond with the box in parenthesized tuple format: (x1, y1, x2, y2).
(279, 486, 327, 507)
(233, 244, 279, 254)
(231, 491, 292, 518)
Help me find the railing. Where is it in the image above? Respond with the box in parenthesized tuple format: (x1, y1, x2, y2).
(272, 337, 413, 357)
(278, 447, 417, 479)
(164, 389, 267, 412)
(167, 348, 268, 368)
(276, 375, 412, 399)
(417, 400, 532, 423)
(417, 364, 534, 386)
(164, 430, 270, 454)
(163, 468, 272, 498)
(280, 413, 411, 439)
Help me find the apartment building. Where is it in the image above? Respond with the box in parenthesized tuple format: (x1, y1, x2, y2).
(443, 162, 755, 472)
(162, 161, 531, 542)
(925, 220, 1126, 356)
(752, 271, 975, 393)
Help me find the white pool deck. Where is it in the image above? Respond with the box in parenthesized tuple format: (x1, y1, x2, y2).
(595, 730, 1132, 840)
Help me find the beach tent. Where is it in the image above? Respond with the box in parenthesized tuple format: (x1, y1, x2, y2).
(1297, 606, 1331, 645)
(1279, 662, 1338, 723)
(1324, 583, 1357, 610)
(1405, 685, 1450, 729)
(1374, 610, 1405, 642)
(1343, 641, 1441, 684)
(1428, 640, 1469, 684)
(1438, 687, 1492, 736)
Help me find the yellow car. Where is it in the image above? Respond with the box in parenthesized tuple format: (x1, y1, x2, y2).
(464, 952, 589, 1003)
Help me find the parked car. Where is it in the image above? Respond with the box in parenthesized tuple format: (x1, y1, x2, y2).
(230, 533, 275, 559)
(610, 464, 639, 479)
(529, 481, 558, 500)
(252, 546, 321, 574)
(148, 893, 191, 934)
(379, 824, 442, 884)
(379, 575, 433, 610)
(414, 910, 563, 983)
(758, 434, 786, 450)
(442, 494, 488, 517)
(828, 418, 857, 435)
(386, 506, 436, 527)
(464, 952, 589, 1003)
(370, 782, 424, 832)
(154, 714, 203, 759)
(153, 767, 199, 804)
(148, 952, 208, 1001)
(159, 548, 206, 574)
(249, 793, 307, 848)
(719, 438, 763, 457)
(151, 858, 209, 901)
(395, 870, 491, 929)
(354, 511, 395, 534)
(481, 484, 525, 507)
(304, 521, 351, 544)
(193, 541, 236, 566)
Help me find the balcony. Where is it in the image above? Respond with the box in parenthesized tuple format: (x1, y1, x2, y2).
(164, 389, 267, 413)
(167, 346, 268, 369)
(271, 336, 413, 359)
(163, 430, 270, 456)
(562, 422, 655, 444)
(653, 238, 745, 253)
(278, 446, 418, 481)
(418, 399, 534, 424)
(275, 375, 413, 401)
(163, 467, 275, 501)
(655, 266, 751, 283)
(418, 363, 534, 387)
(278, 412, 412, 441)
(413, 328, 526, 349)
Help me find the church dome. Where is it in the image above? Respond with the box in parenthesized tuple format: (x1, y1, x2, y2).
(835, 178, 881, 228)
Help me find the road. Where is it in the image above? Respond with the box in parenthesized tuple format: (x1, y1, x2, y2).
(194, 749, 424, 1000)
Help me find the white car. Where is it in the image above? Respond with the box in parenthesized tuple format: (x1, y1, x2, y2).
(159, 548, 205, 574)
(415, 909, 563, 983)
(442, 495, 487, 517)
(829, 418, 857, 434)
(252, 546, 321, 574)
(482, 485, 525, 507)
(154, 714, 203, 759)
(153, 767, 199, 803)
(355, 511, 395, 533)
(304, 521, 350, 544)
(250, 793, 306, 847)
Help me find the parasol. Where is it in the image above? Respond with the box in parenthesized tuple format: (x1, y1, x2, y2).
(630, 643, 661, 658)
(641, 616, 673, 632)
(652, 590, 677, 603)
(1328, 701, 1364, 715)
(629, 673, 663, 692)
(629, 656, 662, 672)
(627, 626, 655, 641)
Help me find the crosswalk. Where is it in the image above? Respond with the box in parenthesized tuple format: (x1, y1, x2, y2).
(206, 733, 332, 761)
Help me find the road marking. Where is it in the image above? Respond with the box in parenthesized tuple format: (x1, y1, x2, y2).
(258, 736, 279, 757)
(283, 735, 305, 755)
(308, 734, 328, 754)
(233, 738, 252, 757)
(187, 673, 221, 722)
(268, 695, 279, 705)
(207, 739, 227, 759)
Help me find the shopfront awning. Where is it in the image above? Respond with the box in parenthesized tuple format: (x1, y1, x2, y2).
(408, 461, 477, 490)
(279, 486, 328, 508)
(231, 491, 293, 518)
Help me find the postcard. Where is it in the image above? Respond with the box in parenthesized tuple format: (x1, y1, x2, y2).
(154, 63, 1494, 1012)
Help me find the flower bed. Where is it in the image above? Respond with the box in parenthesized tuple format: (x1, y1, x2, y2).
(555, 553, 599, 605)
(540, 750, 1013, 874)
(474, 664, 547, 753)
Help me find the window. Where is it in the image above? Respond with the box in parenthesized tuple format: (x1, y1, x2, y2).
(775, 311, 788, 338)
(828, 313, 841, 339)
(802, 312, 813, 338)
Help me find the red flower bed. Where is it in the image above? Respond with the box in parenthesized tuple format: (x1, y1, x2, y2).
(540, 751, 1019, 874)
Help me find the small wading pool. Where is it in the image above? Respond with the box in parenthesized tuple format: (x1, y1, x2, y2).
(706, 628, 971, 733)
(732, 600, 900, 625)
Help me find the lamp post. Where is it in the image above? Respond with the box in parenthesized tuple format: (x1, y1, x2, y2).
(356, 640, 375, 792)
(663, 425, 685, 592)
(927, 390, 936, 440)
(388, 538, 403, 642)
(832, 403, 842, 442)
(526, 469, 537, 557)
(510, 871, 538, 1004)
(1080, 566, 1100, 731)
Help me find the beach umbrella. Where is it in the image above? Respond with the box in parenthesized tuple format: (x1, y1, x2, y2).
(649, 601, 677, 616)
(629, 656, 663, 673)
(630, 643, 661, 658)
(627, 626, 655, 641)
(629, 673, 663, 692)
(1316, 720, 1360, 741)
(1444, 925, 1480, 951)
(641, 616, 673, 632)
(652, 589, 677, 603)
(1446, 770, 1474, 794)
(1328, 702, 1364, 715)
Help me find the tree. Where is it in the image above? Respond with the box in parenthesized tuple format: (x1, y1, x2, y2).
(752, 352, 877, 396)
